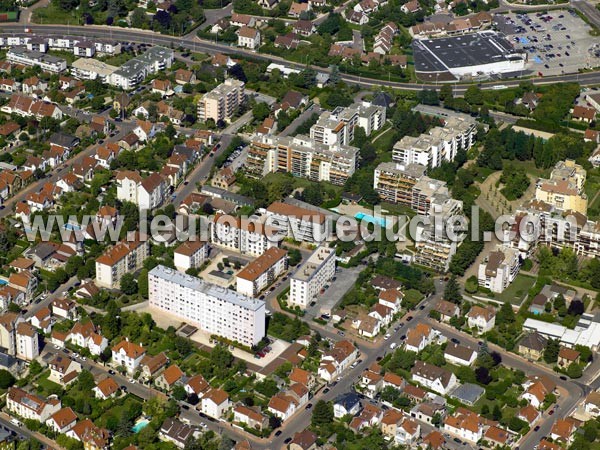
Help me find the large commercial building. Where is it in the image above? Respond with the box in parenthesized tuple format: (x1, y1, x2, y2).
(109, 47, 174, 90)
(149, 265, 266, 347)
(7, 48, 66, 73)
(95, 234, 149, 289)
(236, 247, 288, 297)
(412, 31, 527, 80)
(289, 246, 335, 307)
(535, 160, 588, 215)
(197, 79, 246, 124)
(247, 134, 359, 186)
(392, 117, 476, 168)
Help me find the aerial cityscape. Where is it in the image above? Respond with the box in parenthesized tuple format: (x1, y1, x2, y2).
(0, 0, 598, 448)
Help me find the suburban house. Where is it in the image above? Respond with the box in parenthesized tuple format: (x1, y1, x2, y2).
(411, 361, 458, 396)
(466, 305, 496, 334)
(201, 389, 230, 419)
(444, 344, 477, 366)
(111, 340, 146, 374)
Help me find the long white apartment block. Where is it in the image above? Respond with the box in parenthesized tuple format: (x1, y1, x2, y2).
(210, 214, 280, 257)
(7, 48, 67, 73)
(236, 247, 288, 297)
(289, 246, 336, 307)
(108, 46, 174, 90)
(149, 265, 266, 347)
(265, 202, 328, 243)
(392, 117, 476, 168)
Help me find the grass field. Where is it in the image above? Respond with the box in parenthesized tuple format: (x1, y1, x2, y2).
(494, 273, 537, 306)
(262, 172, 344, 195)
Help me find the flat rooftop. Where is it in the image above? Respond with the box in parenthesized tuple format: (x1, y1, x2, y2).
(413, 31, 522, 72)
(149, 264, 265, 311)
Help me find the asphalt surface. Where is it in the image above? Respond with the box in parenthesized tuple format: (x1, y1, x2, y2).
(4, 24, 600, 93)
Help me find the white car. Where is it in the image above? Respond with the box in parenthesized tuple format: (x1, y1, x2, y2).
(129, 378, 135, 384)
(390, 342, 397, 350)
(384, 334, 391, 340)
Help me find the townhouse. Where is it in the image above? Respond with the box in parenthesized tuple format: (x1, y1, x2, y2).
(159, 418, 196, 449)
(7, 387, 61, 422)
(236, 247, 288, 297)
(233, 405, 268, 430)
(289, 246, 335, 307)
(411, 361, 458, 396)
(95, 234, 149, 289)
(318, 340, 359, 382)
(2, 94, 62, 120)
(148, 265, 266, 347)
(443, 408, 487, 443)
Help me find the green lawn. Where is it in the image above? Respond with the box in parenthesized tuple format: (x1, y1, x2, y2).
(262, 172, 343, 195)
(494, 274, 537, 306)
(31, 4, 82, 24)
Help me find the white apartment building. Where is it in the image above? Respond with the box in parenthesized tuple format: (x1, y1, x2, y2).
(236, 247, 288, 297)
(95, 234, 149, 289)
(16, 322, 39, 361)
(71, 58, 117, 82)
(265, 202, 328, 243)
(247, 134, 359, 186)
(6, 48, 67, 73)
(138, 173, 166, 211)
(174, 240, 209, 272)
(210, 214, 280, 257)
(197, 79, 245, 124)
(149, 265, 266, 347)
(477, 246, 521, 293)
(309, 101, 386, 146)
(289, 246, 335, 307)
(392, 117, 476, 168)
(109, 46, 174, 90)
(7, 387, 61, 423)
(116, 170, 143, 204)
(0, 312, 24, 356)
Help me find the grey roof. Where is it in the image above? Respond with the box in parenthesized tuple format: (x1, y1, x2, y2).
(50, 132, 79, 148)
(450, 383, 484, 406)
(0, 350, 17, 369)
(334, 392, 360, 409)
(149, 265, 265, 311)
(519, 332, 547, 351)
(372, 92, 394, 108)
(413, 31, 524, 73)
(200, 185, 255, 206)
(28, 243, 57, 260)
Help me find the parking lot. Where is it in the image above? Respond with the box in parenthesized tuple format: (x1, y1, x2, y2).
(494, 10, 600, 76)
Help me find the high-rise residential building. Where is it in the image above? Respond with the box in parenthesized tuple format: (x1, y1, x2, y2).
(197, 79, 245, 124)
(236, 248, 288, 297)
(477, 246, 521, 293)
(246, 134, 358, 186)
(149, 265, 266, 347)
(373, 162, 427, 206)
(413, 195, 464, 272)
(411, 177, 452, 216)
(392, 117, 476, 168)
(535, 160, 588, 215)
(95, 234, 149, 289)
(309, 102, 386, 146)
(289, 246, 335, 307)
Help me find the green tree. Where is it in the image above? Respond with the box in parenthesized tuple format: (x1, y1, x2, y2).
(138, 268, 149, 298)
(543, 338, 560, 364)
(443, 275, 463, 304)
(0, 369, 15, 389)
(173, 384, 187, 400)
(311, 400, 333, 427)
(120, 273, 138, 295)
(567, 363, 583, 379)
(252, 102, 271, 122)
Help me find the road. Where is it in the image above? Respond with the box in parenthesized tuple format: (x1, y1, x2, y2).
(4, 24, 600, 92)
(570, 0, 600, 29)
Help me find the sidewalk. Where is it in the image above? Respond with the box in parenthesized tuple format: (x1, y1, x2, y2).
(0, 411, 65, 449)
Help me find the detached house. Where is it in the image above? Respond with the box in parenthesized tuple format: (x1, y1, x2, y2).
(93, 377, 120, 400)
(467, 305, 496, 334)
(334, 392, 361, 418)
(434, 299, 460, 322)
(411, 361, 458, 395)
(268, 393, 298, 422)
(48, 355, 82, 386)
(444, 343, 477, 366)
(201, 388, 230, 419)
(405, 323, 437, 353)
(46, 407, 77, 434)
(155, 364, 185, 391)
(111, 340, 146, 374)
(318, 340, 359, 382)
(233, 405, 268, 430)
(443, 408, 486, 443)
(7, 387, 61, 422)
(237, 27, 261, 50)
(521, 375, 556, 409)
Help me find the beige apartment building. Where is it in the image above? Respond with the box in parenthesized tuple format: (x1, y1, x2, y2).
(197, 78, 245, 124)
(95, 233, 149, 289)
(535, 160, 588, 215)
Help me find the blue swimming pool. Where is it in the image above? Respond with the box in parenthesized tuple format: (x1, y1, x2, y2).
(132, 419, 150, 433)
(355, 212, 387, 227)
(63, 223, 81, 231)
(0, 280, 7, 286)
